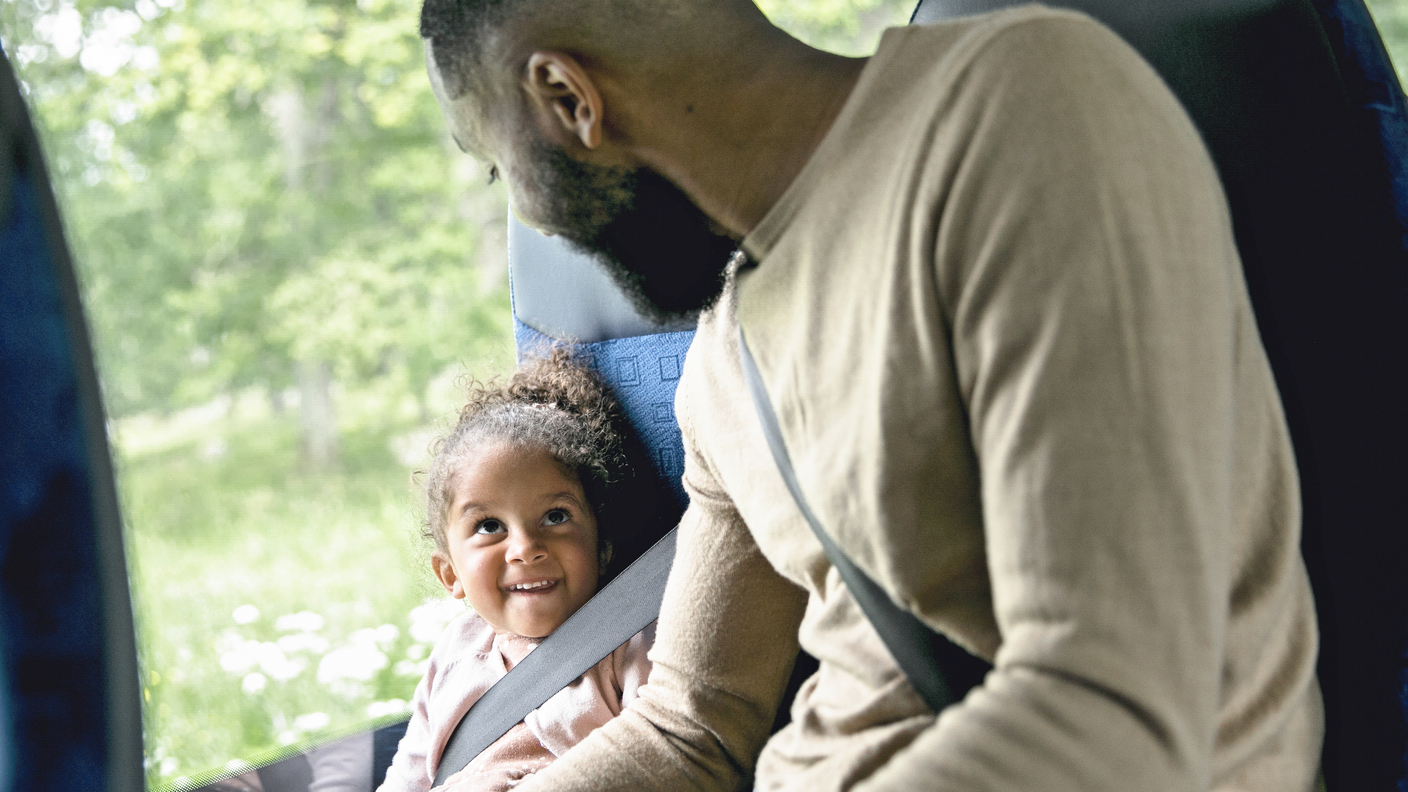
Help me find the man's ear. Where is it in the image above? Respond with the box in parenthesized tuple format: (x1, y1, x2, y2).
(432, 551, 466, 599)
(523, 51, 602, 150)
(598, 540, 614, 572)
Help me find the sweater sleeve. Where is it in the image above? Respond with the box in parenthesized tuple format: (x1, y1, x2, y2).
(858, 15, 1273, 791)
(514, 386, 810, 792)
(376, 663, 437, 792)
(616, 621, 656, 710)
(380, 612, 503, 792)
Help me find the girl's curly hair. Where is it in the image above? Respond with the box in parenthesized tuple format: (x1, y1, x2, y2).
(423, 348, 664, 581)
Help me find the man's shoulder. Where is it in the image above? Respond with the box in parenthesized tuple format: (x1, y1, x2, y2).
(860, 4, 1135, 112)
(894, 3, 1122, 53)
(675, 273, 737, 422)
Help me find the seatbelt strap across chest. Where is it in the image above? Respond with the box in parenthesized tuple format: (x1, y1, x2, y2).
(737, 327, 991, 713)
(431, 528, 676, 786)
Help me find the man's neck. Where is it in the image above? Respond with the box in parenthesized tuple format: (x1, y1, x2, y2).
(607, 33, 868, 238)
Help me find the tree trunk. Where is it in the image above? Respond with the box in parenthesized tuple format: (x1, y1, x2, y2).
(296, 359, 338, 472)
(269, 77, 344, 470)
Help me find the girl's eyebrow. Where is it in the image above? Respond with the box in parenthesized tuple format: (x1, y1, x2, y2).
(453, 490, 587, 521)
(454, 500, 491, 520)
(541, 491, 587, 508)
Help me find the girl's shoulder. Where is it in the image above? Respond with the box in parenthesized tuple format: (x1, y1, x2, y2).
(608, 620, 657, 680)
(426, 608, 498, 672)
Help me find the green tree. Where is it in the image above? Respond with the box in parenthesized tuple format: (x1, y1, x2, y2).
(2, 0, 509, 470)
(758, 0, 913, 55)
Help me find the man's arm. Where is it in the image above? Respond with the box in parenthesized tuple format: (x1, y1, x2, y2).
(857, 14, 1311, 790)
(516, 428, 810, 791)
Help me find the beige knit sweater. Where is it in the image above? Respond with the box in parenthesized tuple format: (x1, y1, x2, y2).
(516, 7, 1322, 791)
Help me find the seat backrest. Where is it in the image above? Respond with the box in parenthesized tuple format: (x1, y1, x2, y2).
(0, 50, 143, 792)
(913, 0, 1408, 787)
(508, 215, 697, 518)
(509, 218, 829, 735)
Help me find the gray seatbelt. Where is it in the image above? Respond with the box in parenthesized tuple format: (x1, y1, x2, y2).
(431, 321, 989, 780)
(737, 327, 991, 713)
(432, 528, 676, 786)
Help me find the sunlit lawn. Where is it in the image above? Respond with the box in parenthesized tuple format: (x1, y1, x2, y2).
(118, 366, 511, 790)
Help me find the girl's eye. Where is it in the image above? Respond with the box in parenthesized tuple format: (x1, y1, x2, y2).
(544, 509, 570, 526)
(475, 519, 506, 536)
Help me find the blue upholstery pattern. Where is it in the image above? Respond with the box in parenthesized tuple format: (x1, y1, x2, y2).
(514, 318, 694, 512)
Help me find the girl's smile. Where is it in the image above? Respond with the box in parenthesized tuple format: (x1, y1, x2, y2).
(432, 441, 601, 638)
(504, 578, 559, 593)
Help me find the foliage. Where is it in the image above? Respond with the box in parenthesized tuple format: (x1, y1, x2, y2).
(2, 0, 515, 785)
(117, 381, 483, 787)
(2, 0, 507, 420)
(757, 0, 914, 56)
(1366, 0, 1408, 82)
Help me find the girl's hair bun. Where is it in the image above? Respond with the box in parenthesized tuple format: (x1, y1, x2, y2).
(422, 345, 664, 581)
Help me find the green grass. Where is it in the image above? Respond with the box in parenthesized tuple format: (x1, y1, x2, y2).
(119, 365, 513, 789)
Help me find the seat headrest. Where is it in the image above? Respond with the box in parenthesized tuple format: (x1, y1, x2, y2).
(508, 215, 695, 344)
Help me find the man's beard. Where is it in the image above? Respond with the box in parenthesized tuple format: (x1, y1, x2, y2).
(525, 142, 739, 325)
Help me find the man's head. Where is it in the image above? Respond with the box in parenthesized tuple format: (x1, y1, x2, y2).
(420, 0, 752, 322)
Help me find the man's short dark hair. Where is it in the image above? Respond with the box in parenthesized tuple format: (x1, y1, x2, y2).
(419, 0, 737, 100)
(420, 0, 510, 99)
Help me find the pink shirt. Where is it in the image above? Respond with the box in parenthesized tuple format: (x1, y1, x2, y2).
(378, 609, 655, 792)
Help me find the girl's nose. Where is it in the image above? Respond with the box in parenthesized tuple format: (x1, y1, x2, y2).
(505, 527, 548, 564)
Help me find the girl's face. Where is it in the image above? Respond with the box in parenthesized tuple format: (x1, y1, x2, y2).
(432, 441, 601, 638)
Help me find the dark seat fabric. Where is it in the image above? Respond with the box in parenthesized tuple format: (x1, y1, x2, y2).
(913, 0, 1408, 787)
(0, 50, 143, 792)
(514, 318, 695, 514)
(370, 718, 408, 789)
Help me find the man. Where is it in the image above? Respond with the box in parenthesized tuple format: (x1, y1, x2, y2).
(419, 0, 1323, 790)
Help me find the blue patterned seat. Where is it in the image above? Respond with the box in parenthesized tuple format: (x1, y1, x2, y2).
(507, 216, 696, 517)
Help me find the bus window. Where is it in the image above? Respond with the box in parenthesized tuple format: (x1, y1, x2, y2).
(1369, 0, 1407, 79)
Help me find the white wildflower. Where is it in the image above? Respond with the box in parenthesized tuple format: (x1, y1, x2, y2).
(241, 672, 266, 694)
(374, 623, 400, 646)
(409, 598, 460, 644)
(366, 699, 408, 719)
(277, 632, 330, 655)
(293, 712, 330, 732)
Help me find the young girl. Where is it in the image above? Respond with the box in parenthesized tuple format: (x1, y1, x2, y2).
(378, 351, 666, 792)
